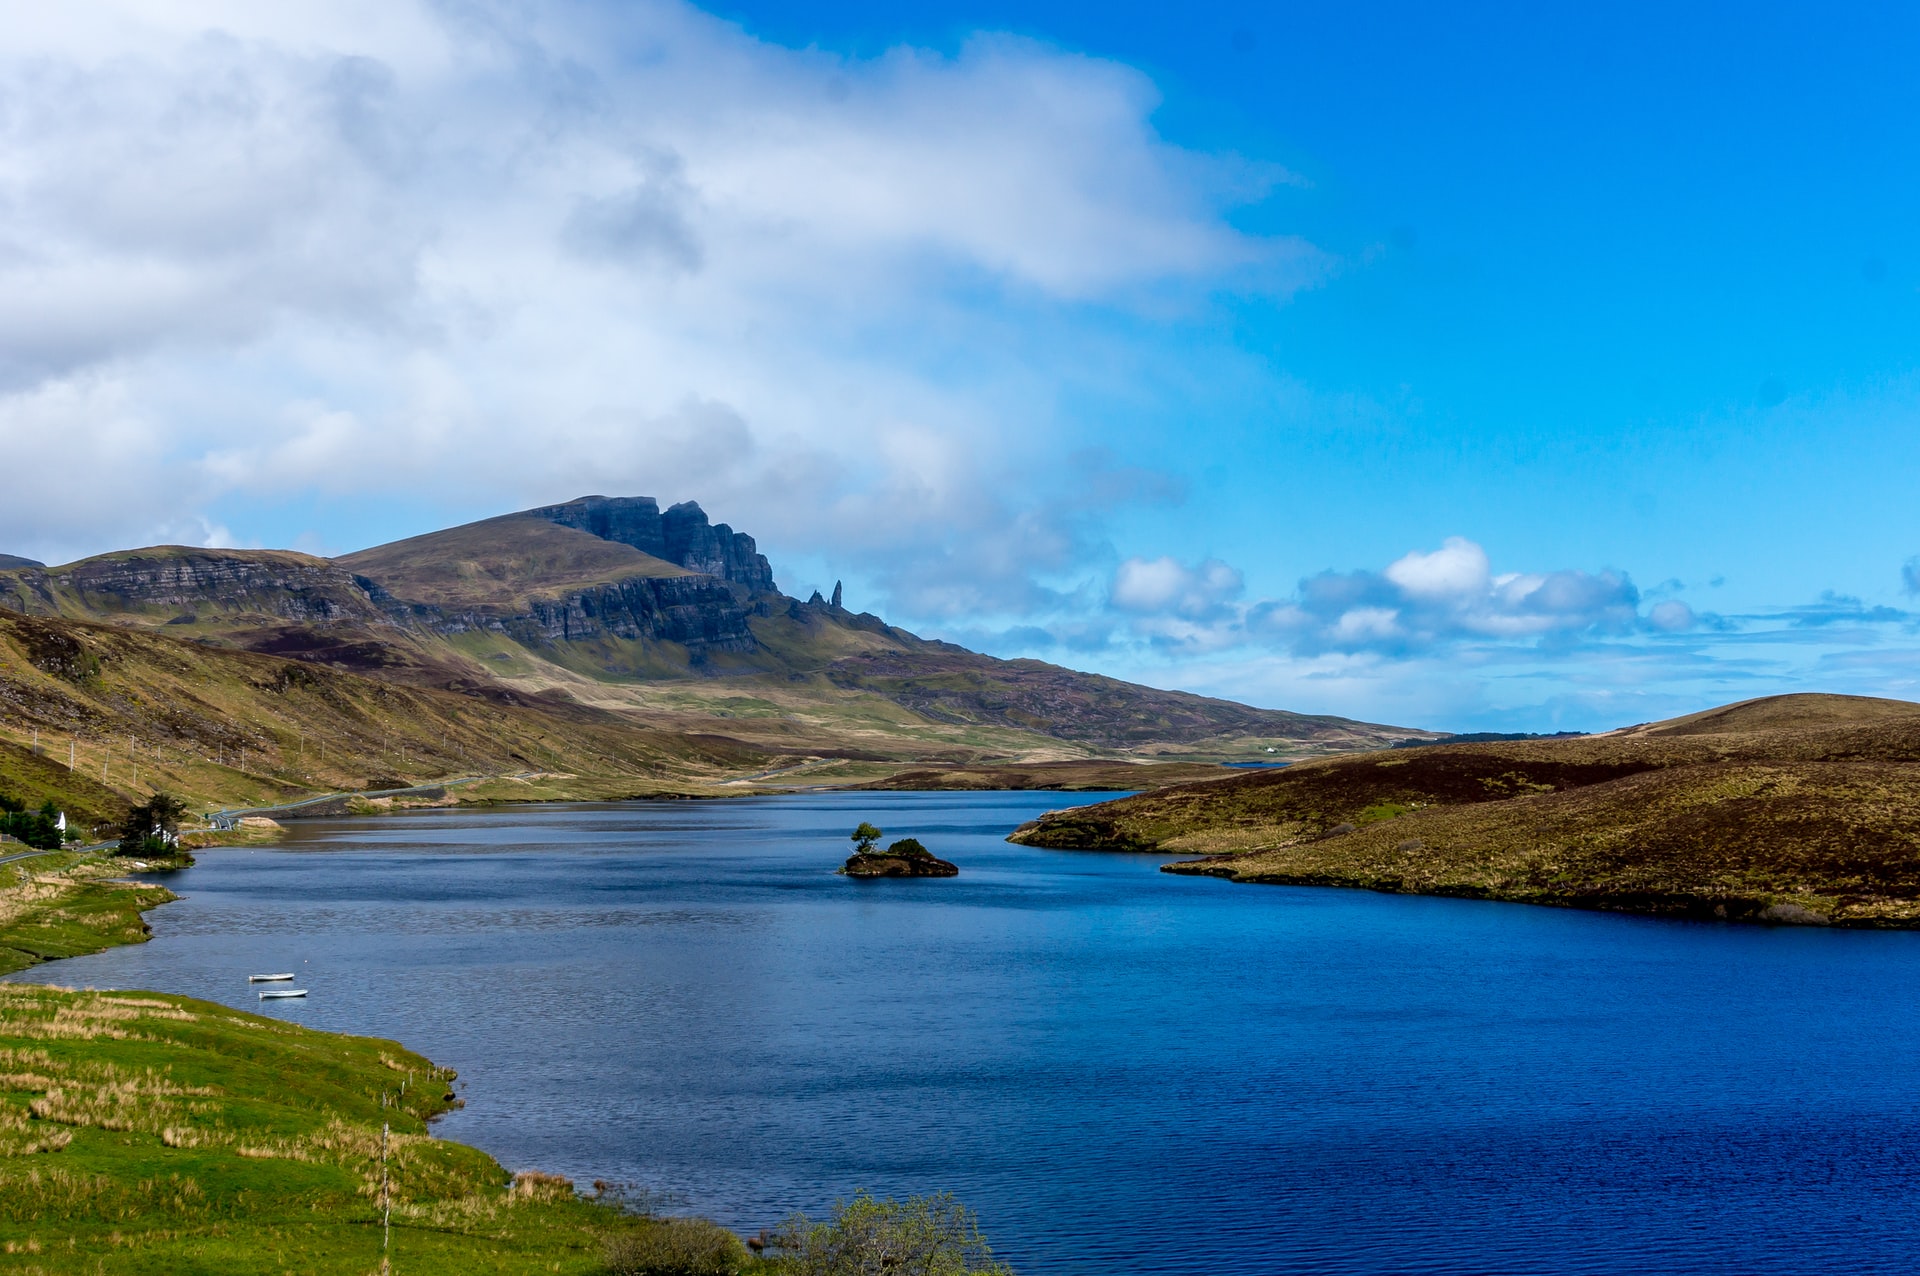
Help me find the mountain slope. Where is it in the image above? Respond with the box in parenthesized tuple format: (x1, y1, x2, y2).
(0, 610, 775, 828)
(336, 513, 690, 608)
(0, 495, 1424, 760)
(1011, 693, 1920, 926)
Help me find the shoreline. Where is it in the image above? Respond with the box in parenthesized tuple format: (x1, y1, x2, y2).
(1158, 856, 1910, 928)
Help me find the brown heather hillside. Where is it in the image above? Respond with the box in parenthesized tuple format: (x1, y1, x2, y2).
(0, 611, 774, 828)
(1010, 693, 1920, 927)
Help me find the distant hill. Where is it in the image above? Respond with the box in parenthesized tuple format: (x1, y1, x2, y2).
(0, 496, 1426, 763)
(1011, 693, 1920, 927)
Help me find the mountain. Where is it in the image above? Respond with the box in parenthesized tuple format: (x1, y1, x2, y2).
(0, 496, 1423, 763)
(1011, 693, 1920, 927)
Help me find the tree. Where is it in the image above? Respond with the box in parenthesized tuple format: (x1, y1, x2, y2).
(850, 822, 883, 855)
(119, 792, 188, 857)
(770, 1192, 1011, 1276)
(0, 793, 62, 851)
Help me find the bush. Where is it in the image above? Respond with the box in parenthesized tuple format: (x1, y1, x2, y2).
(885, 838, 929, 858)
(771, 1192, 1011, 1276)
(605, 1217, 750, 1276)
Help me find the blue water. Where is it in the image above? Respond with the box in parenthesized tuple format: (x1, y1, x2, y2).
(15, 791, 1920, 1274)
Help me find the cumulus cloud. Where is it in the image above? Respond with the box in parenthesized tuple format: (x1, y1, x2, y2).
(1904, 557, 1920, 596)
(1092, 536, 1692, 658)
(0, 0, 1316, 574)
(1105, 555, 1246, 650)
(1251, 537, 1650, 656)
(1111, 556, 1243, 616)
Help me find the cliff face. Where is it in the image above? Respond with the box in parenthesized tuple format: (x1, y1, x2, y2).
(530, 495, 776, 592)
(2, 550, 389, 626)
(426, 575, 756, 657)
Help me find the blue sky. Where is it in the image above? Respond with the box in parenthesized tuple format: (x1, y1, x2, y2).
(1, 1, 1917, 730)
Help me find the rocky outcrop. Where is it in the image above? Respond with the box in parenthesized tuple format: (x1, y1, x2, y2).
(527, 495, 670, 558)
(528, 495, 776, 592)
(664, 502, 776, 592)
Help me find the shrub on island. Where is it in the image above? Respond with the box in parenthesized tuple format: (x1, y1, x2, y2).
(840, 825, 959, 877)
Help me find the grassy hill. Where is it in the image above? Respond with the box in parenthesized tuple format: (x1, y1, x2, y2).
(1011, 693, 1920, 927)
(336, 514, 689, 610)
(0, 983, 692, 1273)
(0, 610, 776, 827)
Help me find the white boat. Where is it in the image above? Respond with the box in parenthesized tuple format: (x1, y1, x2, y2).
(249, 973, 295, 983)
(258, 989, 308, 1000)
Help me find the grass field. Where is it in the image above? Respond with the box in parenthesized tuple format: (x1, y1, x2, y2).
(0, 983, 661, 1274)
(0, 854, 176, 980)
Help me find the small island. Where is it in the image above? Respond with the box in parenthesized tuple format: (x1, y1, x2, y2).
(840, 822, 959, 878)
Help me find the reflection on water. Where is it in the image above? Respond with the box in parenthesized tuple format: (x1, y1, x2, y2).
(17, 791, 1920, 1274)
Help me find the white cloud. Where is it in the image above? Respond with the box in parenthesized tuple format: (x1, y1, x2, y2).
(1082, 537, 1665, 660)
(1252, 538, 1645, 655)
(0, 0, 1315, 570)
(1382, 536, 1488, 601)
(1647, 599, 1697, 632)
(1110, 556, 1243, 616)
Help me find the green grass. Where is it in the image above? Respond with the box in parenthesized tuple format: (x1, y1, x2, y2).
(0, 985, 643, 1273)
(0, 855, 176, 978)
